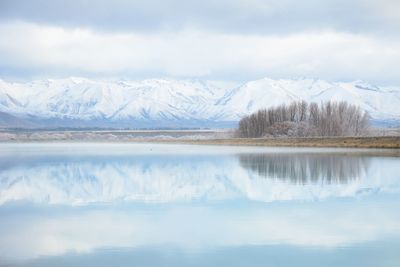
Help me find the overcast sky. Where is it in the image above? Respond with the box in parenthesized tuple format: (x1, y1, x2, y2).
(0, 0, 399, 85)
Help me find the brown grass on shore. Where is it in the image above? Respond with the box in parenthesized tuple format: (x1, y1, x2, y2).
(155, 136, 400, 149)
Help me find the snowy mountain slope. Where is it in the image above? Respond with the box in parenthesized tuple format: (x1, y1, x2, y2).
(0, 78, 233, 128)
(0, 77, 399, 128)
(220, 78, 400, 121)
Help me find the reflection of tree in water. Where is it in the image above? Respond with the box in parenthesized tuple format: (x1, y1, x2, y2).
(238, 153, 370, 184)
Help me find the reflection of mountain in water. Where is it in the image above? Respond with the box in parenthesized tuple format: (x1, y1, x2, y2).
(0, 154, 241, 204)
(239, 154, 370, 184)
(1, 148, 398, 205)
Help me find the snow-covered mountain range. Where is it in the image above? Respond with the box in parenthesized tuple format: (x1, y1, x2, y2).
(0, 77, 399, 128)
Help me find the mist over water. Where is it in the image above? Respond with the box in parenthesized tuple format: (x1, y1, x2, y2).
(0, 143, 399, 267)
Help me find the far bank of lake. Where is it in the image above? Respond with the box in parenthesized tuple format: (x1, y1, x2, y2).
(0, 130, 399, 149)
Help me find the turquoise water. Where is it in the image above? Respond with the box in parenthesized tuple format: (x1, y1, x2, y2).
(0, 143, 399, 267)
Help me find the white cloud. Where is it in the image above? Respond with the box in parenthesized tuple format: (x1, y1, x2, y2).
(1, 21, 400, 84)
(1, 0, 399, 36)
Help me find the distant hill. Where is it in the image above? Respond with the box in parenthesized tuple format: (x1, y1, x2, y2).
(0, 111, 37, 129)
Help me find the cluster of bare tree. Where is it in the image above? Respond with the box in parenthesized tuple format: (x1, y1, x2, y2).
(237, 101, 370, 137)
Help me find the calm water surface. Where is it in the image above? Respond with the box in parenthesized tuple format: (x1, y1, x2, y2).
(0, 143, 399, 267)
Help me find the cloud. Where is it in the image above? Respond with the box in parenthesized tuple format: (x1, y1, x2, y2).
(0, 0, 399, 36)
(0, 21, 400, 84)
(0, 1, 399, 83)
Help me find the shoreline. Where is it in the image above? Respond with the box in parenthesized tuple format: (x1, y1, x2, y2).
(0, 132, 399, 149)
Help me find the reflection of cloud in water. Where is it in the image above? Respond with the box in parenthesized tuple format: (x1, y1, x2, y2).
(239, 154, 370, 184)
(1, 200, 400, 262)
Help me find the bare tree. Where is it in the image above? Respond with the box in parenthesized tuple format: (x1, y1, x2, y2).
(237, 100, 370, 137)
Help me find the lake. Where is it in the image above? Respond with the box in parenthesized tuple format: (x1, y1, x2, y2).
(0, 143, 399, 267)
